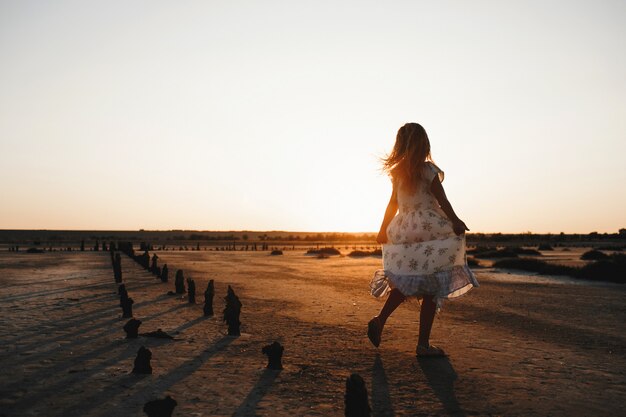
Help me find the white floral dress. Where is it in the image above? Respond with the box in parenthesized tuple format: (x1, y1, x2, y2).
(370, 162, 478, 307)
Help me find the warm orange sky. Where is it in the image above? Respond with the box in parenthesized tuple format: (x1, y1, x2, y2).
(1, 1, 625, 233)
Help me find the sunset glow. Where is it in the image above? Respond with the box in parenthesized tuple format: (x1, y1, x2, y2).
(1, 1, 624, 233)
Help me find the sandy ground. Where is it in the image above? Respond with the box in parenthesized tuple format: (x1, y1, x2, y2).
(0, 251, 624, 417)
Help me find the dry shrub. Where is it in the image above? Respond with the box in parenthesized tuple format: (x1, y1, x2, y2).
(306, 247, 341, 256)
(581, 250, 608, 260)
(348, 249, 382, 257)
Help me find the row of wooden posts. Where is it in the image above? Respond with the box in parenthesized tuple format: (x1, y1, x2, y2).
(108, 241, 371, 417)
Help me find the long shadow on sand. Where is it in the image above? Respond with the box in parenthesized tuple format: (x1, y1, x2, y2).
(417, 357, 466, 416)
(6, 338, 158, 415)
(55, 335, 237, 417)
(48, 277, 168, 310)
(1, 281, 176, 347)
(371, 354, 396, 416)
(460, 302, 626, 357)
(232, 368, 282, 416)
(2, 272, 106, 288)
(171, 313, 212, 334)
(7, 315, 214, 414)
(0, 281, 115, 302)
(3, 302, 189, 370)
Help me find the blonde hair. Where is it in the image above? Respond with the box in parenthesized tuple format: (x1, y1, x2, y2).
(382, 122, 435, 191)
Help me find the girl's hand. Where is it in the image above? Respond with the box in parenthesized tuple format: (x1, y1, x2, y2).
(452, 219, 469, 236)
(377, 229, 388, 244)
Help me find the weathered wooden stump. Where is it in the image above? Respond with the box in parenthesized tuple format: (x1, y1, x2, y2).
(121, 297, 134, 318)
(223, 285, 242, 336)
(143, 395, 177, 417)
(113, 253, 122, 283)
(203, 280, 214, 316)
(262, 341, 284, 370)
(175, 270, 186, 294)
(132, 346, 152, 374)
(150, 253, 158, 274)
(345, 373, 371, 417)
(187, 278, 196, 304)
(123, 318, 142, 339)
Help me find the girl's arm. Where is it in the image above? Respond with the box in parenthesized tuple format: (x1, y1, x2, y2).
(430, 177, 469, 235)
(376, 185, 399, 244)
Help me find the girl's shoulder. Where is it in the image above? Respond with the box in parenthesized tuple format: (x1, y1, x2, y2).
(424, 161, 445, 183)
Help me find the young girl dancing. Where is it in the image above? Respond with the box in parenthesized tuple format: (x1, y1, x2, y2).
(368, 122, 479, 357)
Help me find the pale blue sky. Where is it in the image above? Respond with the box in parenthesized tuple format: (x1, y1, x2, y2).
(1, 0, 625, 232)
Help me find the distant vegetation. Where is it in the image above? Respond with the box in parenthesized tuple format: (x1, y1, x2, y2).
(511, 247, 542, 255)
(347, 249, 382, 257)
(306, 247, 341, 256)
(468, 246, 541, 259)
(1, 229, 624, 254)
(26, 247, 45, 253)
(494, 254, 626, 284)
(580, 250, 608, 260)
(468, 229, 626, 246)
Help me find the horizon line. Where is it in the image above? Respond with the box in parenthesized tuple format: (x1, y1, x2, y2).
(0, 228, 623, 235)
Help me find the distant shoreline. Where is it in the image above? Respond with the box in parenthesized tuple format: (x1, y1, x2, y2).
(1, 229, 624, 245)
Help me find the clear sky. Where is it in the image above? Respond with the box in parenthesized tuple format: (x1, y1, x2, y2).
(1, 0, 625, 233)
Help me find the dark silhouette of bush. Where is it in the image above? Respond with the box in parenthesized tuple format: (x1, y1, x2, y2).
(579, 254, 626, 283)
(306, 247, 341, 256)
(26, 247, 44, 253)
(506, 246, 542, 256)
(270, 250, 283, 255)
(581, 250, 608, 260)
(469, 246, 540, 258)
(537, 244, 554, 251)
(348, 249, 382, 257)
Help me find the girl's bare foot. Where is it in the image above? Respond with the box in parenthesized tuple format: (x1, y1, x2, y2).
(416, 344, 446, 357)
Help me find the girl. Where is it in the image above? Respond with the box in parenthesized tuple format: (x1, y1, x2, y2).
(368, 122, 479, 357)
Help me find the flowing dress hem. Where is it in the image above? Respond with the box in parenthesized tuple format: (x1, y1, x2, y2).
(370, 265, 478, 308)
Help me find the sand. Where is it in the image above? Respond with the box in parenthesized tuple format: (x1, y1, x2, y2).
(0, 250, 624, 416)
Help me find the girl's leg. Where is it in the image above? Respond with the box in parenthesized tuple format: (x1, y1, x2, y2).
(417, 295, 437, 348)
(368, 288, 406, 347)
(377, 288, 406, 326)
